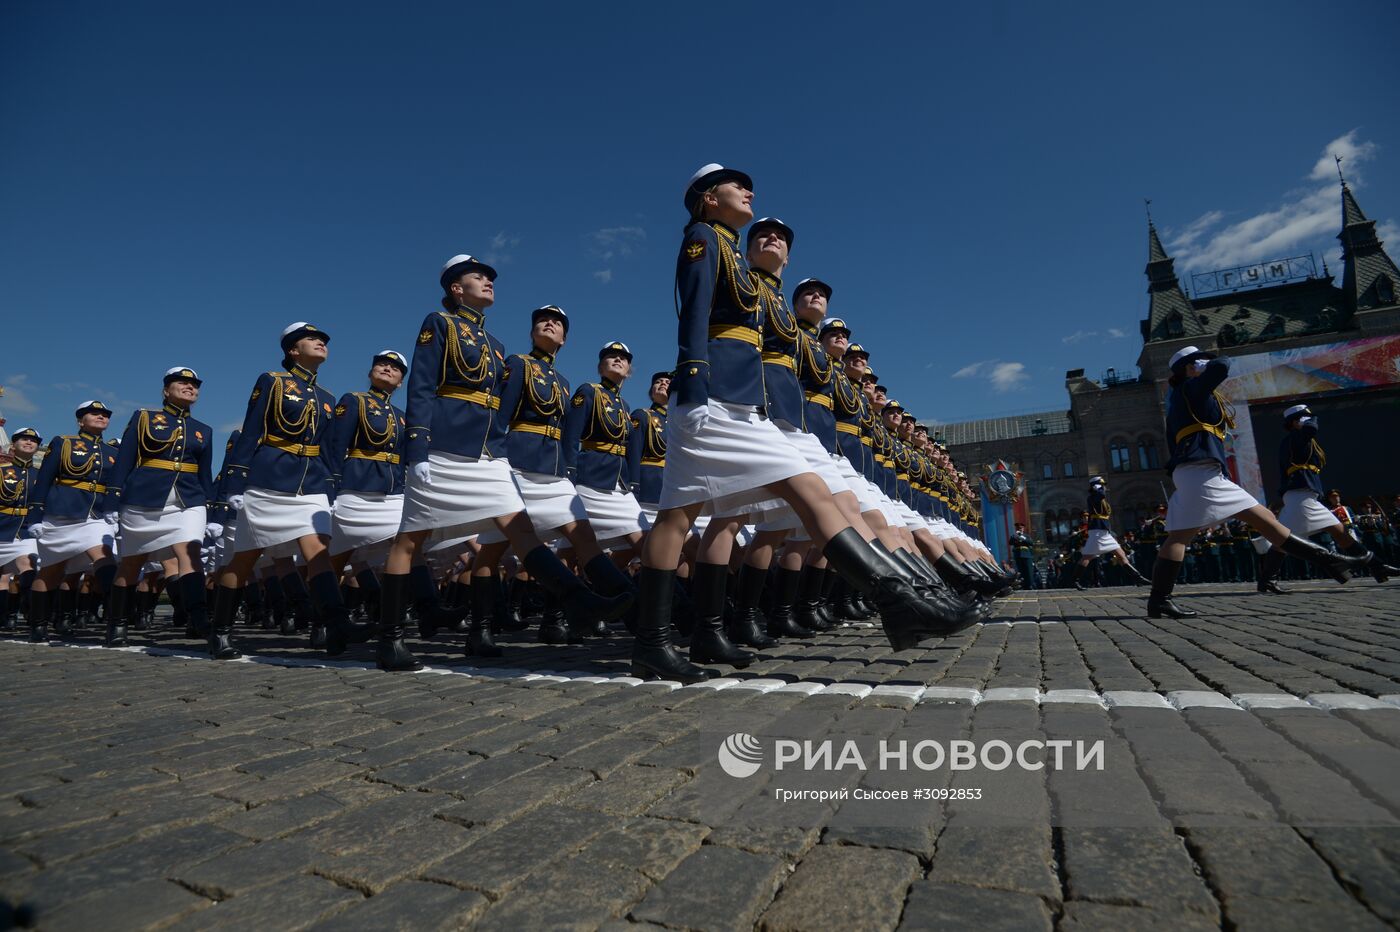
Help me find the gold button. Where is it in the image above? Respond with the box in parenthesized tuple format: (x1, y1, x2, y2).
(688, 368, 698, 376)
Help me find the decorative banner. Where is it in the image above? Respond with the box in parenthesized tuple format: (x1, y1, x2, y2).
(979, 460, 1028, 564)
(1216, 334, 1400, 500)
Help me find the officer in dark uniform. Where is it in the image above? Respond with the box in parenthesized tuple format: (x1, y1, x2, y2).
(26, 401, 120, 642)
(105, 368, 216, 647)
(0, 427, 42, 631)
(1229, 518, 1255, 582)
(626, 371, 671, 519)
(1009, 522, 1036, 589)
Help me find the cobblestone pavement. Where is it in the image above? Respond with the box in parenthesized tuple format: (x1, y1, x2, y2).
(3, 582, 1400, 930)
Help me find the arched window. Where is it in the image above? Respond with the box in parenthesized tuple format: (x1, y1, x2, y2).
(1109, 439, 1132, 473)
(1063, 460, 1075, 478)
(1376, 274, 1395, 305)
(1137, 439, 1159, 470)
(1043, 513, 1057, 543)
(1042, 461, 1053, 480)
(1166, 311, 1184, 337)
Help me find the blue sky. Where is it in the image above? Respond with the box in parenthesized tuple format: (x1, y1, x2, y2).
(3, 0, 1398, 444)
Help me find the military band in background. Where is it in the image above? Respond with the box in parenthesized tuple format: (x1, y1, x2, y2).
(2, 166, 1397, 665)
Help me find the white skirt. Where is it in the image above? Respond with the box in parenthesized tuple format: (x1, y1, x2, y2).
(37, 517, 112, 569)
(577, 484, 645, 546)
(0, 536, 37, 572)
(120, 491, 205, 559)
(330, 492, 404, 557)
(928, 518, 960, 541)
(400, 452, 524, 539)
(660, 400, 809, 514)
(1165, 463, 1259, 532)
(1278, 489, 1341, 537)
(1080, 528, 1122, 557)
(478, 471, 587, 545)
(235, 487, 332, 553)
(834, 455, 883, 512)
(895, 501, 929, 532)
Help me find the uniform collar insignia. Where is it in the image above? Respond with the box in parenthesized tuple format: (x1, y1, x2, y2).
(753, 268, 782, 288)
(454, 304, 485, 326)
(651, 402, 667, 414)
(368, 387, 391, 402)
(529, 347, 555, 365)
(797, 319, 819, 335)
(162, 402, 189, 417)
(78, 431, 100, 442)
(10, 455, 32, 467)
(600, 378, 620, 393)
(289, 362, 316, 383)
(709, 221, 738, 243)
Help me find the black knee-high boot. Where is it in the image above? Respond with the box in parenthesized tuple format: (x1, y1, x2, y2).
(1342, 538, 1399, 583)
(411, 564, 466, 639)
(356, 570, 382, 622)
(104, 584, 131, 646)
(53, 588, 77, 638)
(465, 577, 502, 658)
(1070, 562, 1087, 591)
(538, 588, 575, 644)
(1280, 534, 1371, 584)
(1257, 549, 1288, 595)
(0, 588, 9, 632)
(631, 566, 713, 683)
(728, 563, 777, 648)
(27, 588, 51, 643)
(180, 571, 210, 637)
(281, 572, 310, 634)
(794, 565, 835, 632)
(241, 578, 266, 629)
(823, 529, 967, 650)
(208, 585, 243, 659)
(766, 567, 811, 639)
(584, 554, 638, 636)
(1147, 557, 1197, 619)
(309, 571, 371, 657)
(375, 574, 422, 671)
(264, 575, 287, 631)
(524, 546, 633, 636)
(688, 562, 754, 668)
(882, 545, 988, 629)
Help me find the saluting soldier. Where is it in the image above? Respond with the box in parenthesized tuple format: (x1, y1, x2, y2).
(326, 351, 411, 627)
(1258, 405, 1396, 593)
(0, 428, 43, 630)
(1070, 476, 1149, 589)
(373, 257, 631, 672)
(1146, 347, 1370, 618)
(215, 323, 368, 659)
(104, 368, 216, 646)
(25, 401, 120, 642)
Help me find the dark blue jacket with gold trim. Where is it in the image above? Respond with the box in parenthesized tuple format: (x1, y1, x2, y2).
(328, 389, 406, 495)
(29, 431, 119, 521)
(404, 304, 508, 465)
(108, 404, 215, 510)
(222, 363, 337, 498)
(626, 402, 668, 505)
(1087, 487, 1112, 531)
(672, 220, 765, 409)
(754, 270, 803, 428)
(498, 348, 570, 478)
(1278, 419, 1325, 497)
(563, 379, 630, 492)
(796, 322, 837, 453)
(834, 373, 870, 479)
(1165, 357, 1232, 475)
(0, 455, 39, 541)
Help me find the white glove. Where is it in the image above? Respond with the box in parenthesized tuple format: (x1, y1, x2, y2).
(28, 523, 49, 540)
(413, 462, 432, 486)
(228, 495, 245, 512)
(206, 522, 224, 539)
(103, 511, 120, 527)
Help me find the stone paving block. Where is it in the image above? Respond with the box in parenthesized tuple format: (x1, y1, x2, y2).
(313, 818, 478, 894)
(173, 836, 327, 899)
(758, 844, 920, 931)
(898, 881, 1053, 931)
(423, 804, 615, 897)
(292, 792, 453, 856)
(1057, 902, 1221, 931)
(629, 845, 786, 928)
(1183, 826, 1360, 906)
(1221, 895, 1390, 931)
(474, 848, 651, 931)
(926, 825, 1060, 901)
(215, 790, 352, 841)
(1256, 709, 1400, 815)
(1299, 826, 1400, 924)
(365, 752, 483, 791)
(305, 879, 488, 931)
(166, 874, 362, 931)
(220, 758, 365, 806)
(1059, 828, 1218, 915)
(34, 876, 212, 932)
(563, 763, 690, 816)
(581, 816, 711, 881)
(435, 764, 594, 828)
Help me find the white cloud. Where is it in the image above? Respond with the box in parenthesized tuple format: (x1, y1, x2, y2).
(1165, 130, 1394, 273)
(480, 231, 522, 266)
(1, 374, 39, 415)
(593, 269, 613, 284)
(1062, 328, 1126, 345)
(951, 360, 1027, 392)
(1106, 327, 1126, 339)
(587, 226, 646, 261)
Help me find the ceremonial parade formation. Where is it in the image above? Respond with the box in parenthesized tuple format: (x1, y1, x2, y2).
(1, 164, 1395, 682)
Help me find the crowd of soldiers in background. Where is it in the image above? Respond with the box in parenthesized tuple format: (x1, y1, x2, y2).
(1010, 492, 1400, 590)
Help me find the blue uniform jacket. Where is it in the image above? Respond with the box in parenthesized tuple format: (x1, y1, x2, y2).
(564, 379, 630, 492)
(498, 349, 570, 478)
(0, 456, 40, 541)
(1278, 419, 1325, 497)
(29, 432, 118, 521)
(404, 305, 508, 465)
(672, 220, 765, 409)
(834, 374, 869, 478)
(1166, 357, 1233, 474)
(1087, 488, 1112, 531)
(108, 404, 215, 510)
(796, 321, 837, 453)
(626, 403, 668, 505)
(329, 389, 406, 495)
(754, 270, 804, 428)
(222, 363, 337, 498)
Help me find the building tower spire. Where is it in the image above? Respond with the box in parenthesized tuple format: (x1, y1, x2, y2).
(1142, 212, 1203, 342)
(1337, 178, 1400, 313)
